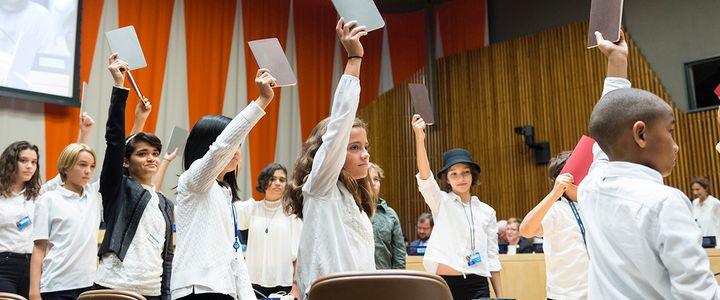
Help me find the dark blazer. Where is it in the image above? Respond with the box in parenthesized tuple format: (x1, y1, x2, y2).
(517, 236, 535, 254)
(99, 87, 174, 299)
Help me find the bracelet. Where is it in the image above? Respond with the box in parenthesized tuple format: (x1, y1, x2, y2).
(348, 56, 363, 60)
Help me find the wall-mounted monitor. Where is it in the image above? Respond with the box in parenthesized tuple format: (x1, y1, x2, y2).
(0, 0, 82, 106)
(685, 55, 720, 111)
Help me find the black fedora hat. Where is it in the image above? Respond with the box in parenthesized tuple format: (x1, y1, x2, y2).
(436, 148, 481, 177)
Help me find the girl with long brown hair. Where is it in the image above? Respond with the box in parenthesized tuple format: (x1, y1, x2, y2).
(283, 19, 376, 298)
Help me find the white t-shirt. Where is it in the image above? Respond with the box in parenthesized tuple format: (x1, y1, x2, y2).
(0, 190, 35, 253)
(692, 195, 720, 238)
(32, 183, 101, 293)
(96, 185, 166, 296)
(236, 199, 302, 288)
(541, 197, 588, 299)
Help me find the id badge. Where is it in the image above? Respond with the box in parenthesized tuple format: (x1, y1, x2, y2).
(16, 216, 31, 231)
(465, 251, 481, 266)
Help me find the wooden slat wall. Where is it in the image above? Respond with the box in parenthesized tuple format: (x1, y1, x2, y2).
(358, 22, 720, 241)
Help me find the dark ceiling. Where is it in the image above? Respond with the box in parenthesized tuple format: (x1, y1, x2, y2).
(374, 0, 452, 14)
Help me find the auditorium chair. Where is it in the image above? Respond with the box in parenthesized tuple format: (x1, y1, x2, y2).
(0, 292, 26, 300)
(77, 289, 146, 300)
(307, 270, 452, 300)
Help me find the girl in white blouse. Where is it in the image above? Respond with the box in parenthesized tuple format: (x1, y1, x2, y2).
(170, 69, 276, 300)
(0, 141, 42, 298)
(29, 143, 102, 300)
(235, 163, 301, 298)
(283, 19, 375, 298)
(411, 114, 503, 299)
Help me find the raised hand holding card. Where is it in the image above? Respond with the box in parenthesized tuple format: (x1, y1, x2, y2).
(166, 126, 189, 157)
(106, 26, 148, 103)
(248, 38, 297, 87)
(560, 135, 596, 185)
(409, 83, 435, 125)
(587, 0, 624, 48)
(331, 0, 385, 32)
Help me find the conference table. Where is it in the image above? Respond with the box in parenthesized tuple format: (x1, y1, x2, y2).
(406, 249, 720, 300)
(95, 232, 720, 299)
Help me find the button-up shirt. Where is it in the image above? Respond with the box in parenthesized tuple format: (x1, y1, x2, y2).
(371, 198, 406, 269)
(416, 174, 501, 276)
(578, 77, 720, 299)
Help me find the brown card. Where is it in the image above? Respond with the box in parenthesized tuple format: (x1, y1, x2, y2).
(587, 0, 624, 48)
(408, 83, 435, 125)
(248, 38, 297, 87)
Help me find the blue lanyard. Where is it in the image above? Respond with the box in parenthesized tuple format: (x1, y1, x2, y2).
(231, 203, 240, 252)
(567, 199, 587, 247)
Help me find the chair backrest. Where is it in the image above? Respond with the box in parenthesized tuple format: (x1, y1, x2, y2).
(77, 289, 146, 300)
(307, 270, 453, 300)
(0, 292, 27, 300)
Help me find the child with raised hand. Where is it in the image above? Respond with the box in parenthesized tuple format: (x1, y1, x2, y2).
(94, 53, 175, 300)
(171, 67, 276, 300)
(411, 115, 503, 299)
(283, 18, 373, 298)
(579, 31, 720, 299)
(519, 151, 588, 299)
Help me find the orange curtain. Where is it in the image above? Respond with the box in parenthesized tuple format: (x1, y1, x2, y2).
(242, 0, 290, 200)
(294, 0, 337, 140)
(386, 11, 427, 85)
(184, 0, 237, 127)
(436, 0, 487, 57)
(118, 0, 174, 134)
(43, 0, 104, 178)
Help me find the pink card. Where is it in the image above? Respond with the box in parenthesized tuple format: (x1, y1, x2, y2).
(714, 83, 720, 98)
(560, 135, 596, 185)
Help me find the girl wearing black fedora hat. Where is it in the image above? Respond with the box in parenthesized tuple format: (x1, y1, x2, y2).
(411, 114, 503, 300)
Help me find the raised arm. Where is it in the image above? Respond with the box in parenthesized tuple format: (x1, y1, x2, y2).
(412, 114, 431, 180)
(520, 173, 573, 238)
(77, 112, 95, 145)
(153, 148, 177, 192)
(179, 70, 274, 194)
(302, 19, 366, 196)
(411, 114, 443, 213)
(130, 98, 151, 136)
(585, 31, 631, 173)
(100, 55, 131, 215)
(596, 31, 630, 96)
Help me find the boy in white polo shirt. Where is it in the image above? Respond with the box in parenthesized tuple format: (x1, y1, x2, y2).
(578, 31, 720, 299)
(29, 143, 102, 300)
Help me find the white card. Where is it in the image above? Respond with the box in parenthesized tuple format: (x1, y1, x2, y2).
(331, 0, 385, 32)
(105, 26, 147, 70)
(166, 126, 189, 156)
(79, 81, 88, 117)
(248, 38, 297, 87)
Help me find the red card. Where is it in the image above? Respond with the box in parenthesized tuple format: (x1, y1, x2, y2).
(560, 135, 596, 185)
(714, 83, 720, 98)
